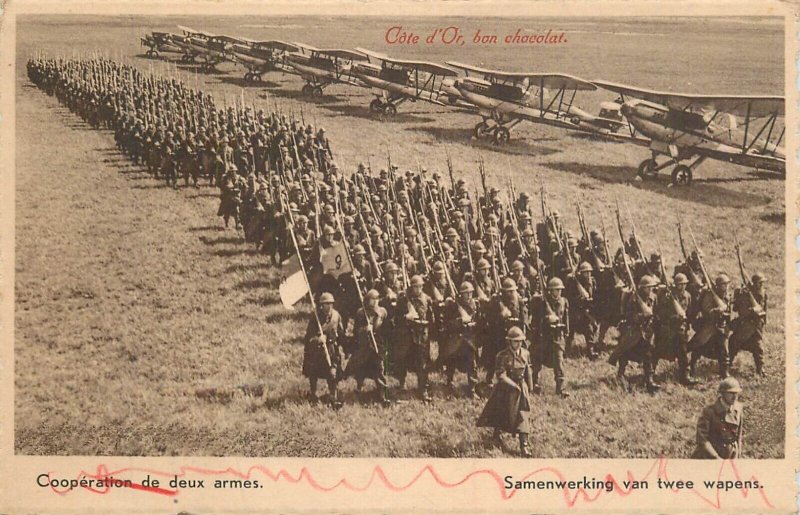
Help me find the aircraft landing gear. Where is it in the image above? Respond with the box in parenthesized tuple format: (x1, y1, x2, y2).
(301, 83, 325, 97)
(145, 49, 159, 59)
(382, 103, 397, 117)
(493, 126, 511, 145)
(474, 121, 491, 139)
(671, 165, 692, 186)
(637, 158, 658, 180)
(369, 98, 383, 112)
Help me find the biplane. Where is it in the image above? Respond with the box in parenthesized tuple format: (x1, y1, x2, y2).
(284, 45, 367, 96)
(174, 26, 234, 71)
(225, 37, 299, 83)
(592, 80, 786, 185)
(445, 61, 627, 145)
(140, 32, 183, 59)
(352, 48, 459, 116)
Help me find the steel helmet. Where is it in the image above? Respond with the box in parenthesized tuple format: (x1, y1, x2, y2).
(578, 262, 593, 273)
(476, 258, 491, 271)
(319, 292, 335, 304)
(459, 281, 475, 294)
(501, 277, 518, 291)
(718, 376, 742, 393)
(638, 275, 658, 288)
(511, 260, 525, 272)
(410, 274, 425, 287)
(383, 261, 399, 273)
(672, 273, 689, 285)
(547, 277, 565, 290)
(715, 273, 731, 287)
(366, 289, 380, 300)
(751, 272, 766, 284)
(506, 326, 525, 341)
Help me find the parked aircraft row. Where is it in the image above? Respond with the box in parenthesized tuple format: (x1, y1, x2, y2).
(140, 27, 787, 186)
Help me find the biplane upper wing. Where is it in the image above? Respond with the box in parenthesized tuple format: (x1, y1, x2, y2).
(528, 73, 597, 92)
(446, 61, 534, 81)
(318, 49, 369, 61)
(358, 48, 458, 76)
(177, 25, 219, 38)
(592, 80, 784, 117)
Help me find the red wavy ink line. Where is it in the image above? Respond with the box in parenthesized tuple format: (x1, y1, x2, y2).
(54, 458, 772, 509)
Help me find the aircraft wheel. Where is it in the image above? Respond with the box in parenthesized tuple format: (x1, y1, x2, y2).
(447, 95, 458, 105)
(244, 72, 252, 83)
(369, 98, 383, 112)
(570, 116, 581, 126)
(254, 74, 262, 83)
(493, 126, 511, 145)
(637, 159, 657, 180)
(145, 50, 155, 58)
(312, 86, 324, 97)
(382, 103, 397, 117)
(474, 121, 490, 139)
(302, 84, 313, 95)
(671, 165, 692, 186)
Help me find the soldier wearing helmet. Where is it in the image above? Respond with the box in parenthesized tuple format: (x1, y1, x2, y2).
(509, 260, 531, 302)
(531, 276, 570, 398)
(482, 277, 528, 382)
(473, 258, 497, 303)
(302, 292, 345, 408)
(689, 272, 734, 379)
(477, 326, 534, 457)
(692, 377, 744, 459)
(397, 274, 435, 402)
(730, 272, 768, 376)
(654, 272, 698, 385)
(609, 274, 661, 393)
(439, 281, 480, 396)
(344, 289, 391, 405)
(425, 261, 454, 347)
(568, 261, 599, 359)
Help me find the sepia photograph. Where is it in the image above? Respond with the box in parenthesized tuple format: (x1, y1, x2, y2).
(12, 10, 788, 466)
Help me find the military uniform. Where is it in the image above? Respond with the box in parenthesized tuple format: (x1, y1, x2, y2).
(531, 280, 570, 396)
(692, 392, 744, 459)
(729, 279, 767, 375)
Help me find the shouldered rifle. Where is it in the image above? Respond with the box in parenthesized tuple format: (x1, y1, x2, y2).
(478, 155, 488, 198)
(615, 199, 647, 309)
(687, 224, 728, 312)
(734, 232, 765, 315)
(445, 149, 455, 192)
(677, 222, 688, 261)
(658, 240, 686, 320)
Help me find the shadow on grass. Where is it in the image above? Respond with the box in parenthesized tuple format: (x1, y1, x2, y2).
(189, 225, 226, 232)
(318, 103, 438, 124)
(217, 76, 283, 89)
(261, 86, 347, 104)
(407, 125, 561, 157)
(212, 247, 255, 257)
(235, 278, 274, 291)
(199, 235, 244, 246)
(263, 308, 307, 324)
(760, 211, 784, 224)
(542, 161, 772, 209)
(185, 191, 219, 199)
(225, 262, 270, 273)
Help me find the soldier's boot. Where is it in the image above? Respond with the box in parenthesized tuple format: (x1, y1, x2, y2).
(644, 366, 661, 394)
(492, 429, 503, 448)
(678, 366, 700, 386)
(754, 352, 765, 377)
(617, 362, 629, 391)
(555, 380, 570, 399)
(308, 379, 319, 404)
(518, 433, 532, 458)
(329, 380, 343, 409)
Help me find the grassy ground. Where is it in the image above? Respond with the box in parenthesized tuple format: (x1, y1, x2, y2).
(14, 16, 785, 458)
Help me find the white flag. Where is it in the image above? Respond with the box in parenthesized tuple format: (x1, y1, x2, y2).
(279, 255, 308, 309)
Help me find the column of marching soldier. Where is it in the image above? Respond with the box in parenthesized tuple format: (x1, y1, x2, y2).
(27, 56, 765, 457)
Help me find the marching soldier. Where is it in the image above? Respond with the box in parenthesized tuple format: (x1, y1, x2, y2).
(729, 273, 768, 376)
(440, 281, 480, 396)
(396, 275, 435, 402)
(302, 292, 345, 408)
(609, 275, 660, 393)
(477, 326, 534, 457)
(531, 277, 570, 398)
(690, 273, 733, 379)
(482, 277, 528, 379)
(568, 261, 599, 359)
(654, 273, 698, 385)
(344, 289, 391, 405)
(691, 377, 744, 459)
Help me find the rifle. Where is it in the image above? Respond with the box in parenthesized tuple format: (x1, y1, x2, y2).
(334, 210, 380, 355)
(284, 189, 332, 368)
(734, 232, 765, 315)
(445, 149, 455, 193)
(677, 222, 688, 261)
(615, 199, 646, 310)
(687, 225, 729, 313)
(478, 154, 488, 199)
(658, 240, 686, 320)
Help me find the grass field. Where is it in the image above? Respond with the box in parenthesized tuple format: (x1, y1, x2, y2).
(14, 15, 786, 458)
